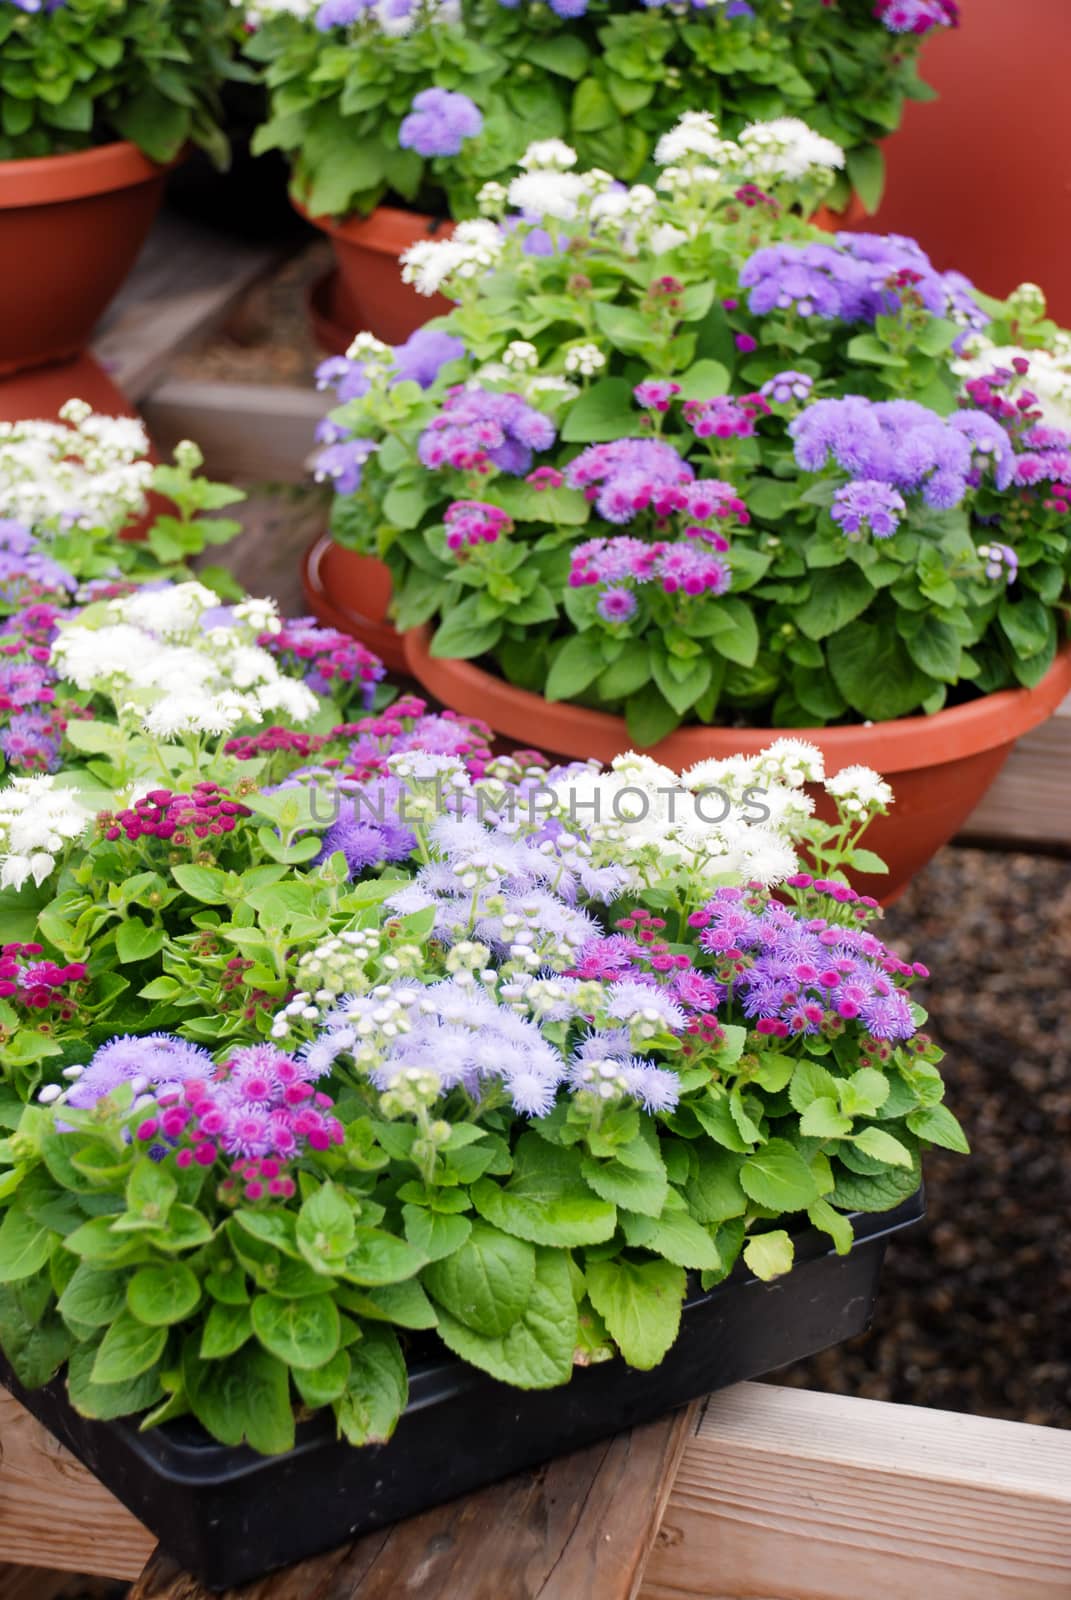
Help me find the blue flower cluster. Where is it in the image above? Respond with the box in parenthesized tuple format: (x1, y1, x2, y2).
(739, 232, 987, 341)
(790, 397, 1015, 513)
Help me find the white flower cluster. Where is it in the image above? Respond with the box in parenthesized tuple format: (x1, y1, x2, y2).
(50, 582, 319, 741)
(0, 776, 92, 892)
(0, 399, 152, 539)
(735, 117, 845, 186)
(401, 218, 505, 297)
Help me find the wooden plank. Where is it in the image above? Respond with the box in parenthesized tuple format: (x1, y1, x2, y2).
(0, 1388, 154, 1580)
(638, 1382, 1071, 1600)
(0, 1567, 86, 1600)
(91, 215, 291, 402)
(141, 381, 328, 482)
(959, 691, 1071, 852)
(127, 1405, 697, 1600)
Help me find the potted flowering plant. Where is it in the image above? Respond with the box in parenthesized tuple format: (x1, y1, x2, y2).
(0, 544, 961, 1580)
(312, 118, 1071, 897)
(0, 0, 241, 377)
(240, 0, 955, 344)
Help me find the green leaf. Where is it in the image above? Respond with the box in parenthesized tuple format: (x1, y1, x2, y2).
(68, 1342, 163, 1422)
(402, 1205, 472, 1263)
(572, 76, 616, 132)
(343, 1227, 426, 1287)
(685, 1149, 747, 1223)
(0, 1206, 50, 1282)
(434, 1246, 577, 1388)
(906, 1103, 969, 1153)
(251, 1292, 340, 1370)
(806, 1199, 854, 1255)
(334, 1325, 409, 1444)
(422, 1220, 535, 1337)
(294, 1348, 351, 1408)
(126, 1157, 177, 1227)
(0, 1282, 71, 1388)
(740, 1139, 820, 1210)
(91, 1308, 167, 1384)
(115, 918, 165, 964)
(341, 1277, 438, 1330)
(545, 634, 608, 702)
(184, 1341, 294, 1454)
(560, 378, 638, 443)
(676, 358, 730, 400)
(827, 621, 933, 721)
(581, 1135, 668, 1219)
(200, 1300, 252, 1360)
(830, 1160, 920, 1213)
(586, 1257, 685, 1370)
(297, 1182, 356, 1271)
(470, 1135, 616, 1247)
(851, 1127, 914, 1168)
(742, 1229, 794, 1281)
(57, 1264, 127, 1329)
(800, 1096, 853, 1139)
(623, 1208, 721, 1271)
(845, 143, 885, 212)
(126, 1262, 200, 1327)
(898, 611, 962, 682)
(795, 567, 875, 642)
(170, 863, 231, 904)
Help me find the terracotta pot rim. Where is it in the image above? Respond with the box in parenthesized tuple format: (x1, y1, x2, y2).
(300, 535, 409, 676)
(0, 140, 178, 208)
(404, 623, 1071, 771)
(293, 196, 453, 251)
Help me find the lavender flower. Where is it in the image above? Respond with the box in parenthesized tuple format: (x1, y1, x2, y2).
(831, 480, 906, 541)
(399, 88, 483, 158)
(761, 370, 814, 407)
(62, 1033, 214, 1111)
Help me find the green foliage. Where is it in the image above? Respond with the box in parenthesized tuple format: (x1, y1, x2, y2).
(0, 0, 243, 162)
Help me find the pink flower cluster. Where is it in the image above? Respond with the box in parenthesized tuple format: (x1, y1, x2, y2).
(0, 942, 87, 1016)
(417, 386, 556, 476)
(565, 439, 695, 523)
(570, 535, 732, 600)
(683, 393, 770, 440)
(444, 499, 513, 552)
(259, 618, 384, 704)
(961, 364, 1071, 503)
(101, 783, 251, 845)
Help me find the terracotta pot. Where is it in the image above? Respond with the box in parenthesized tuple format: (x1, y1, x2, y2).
(295, 202, 455, 345)
(811, 191, 870, 234)
(0, 142, 175, 377)
(404, 624, 1071, 900)
(301, 534, 409, 674)
(845, 0, 1071, 323)
(306, 270, 354, 357)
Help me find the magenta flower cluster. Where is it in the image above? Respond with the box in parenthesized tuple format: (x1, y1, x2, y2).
(0, 942, 86, 1016)
(0, 603, 64, 774)
(418, 385, 556, 476)
(876, 0, 958, 33)
(259, 616, 385, 704)
(962, 363, 1071, 498)
(564, 438, 695, 522)
(444, 499, 513, 552)
(0, 521, 76, 607)
(101, 783, 251, 846)
(570, 534, 731, 604)
(683, 393, 770, 441)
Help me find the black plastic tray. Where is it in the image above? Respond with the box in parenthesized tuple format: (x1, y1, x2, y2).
(0, 1189, 923, 1590)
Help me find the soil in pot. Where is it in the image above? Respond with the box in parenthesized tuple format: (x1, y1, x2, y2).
(403, 625, 1071, 903)
(295, 202, 455, 346)
(301, 534, 410, 675)
(0, 1193, 921, 1590)
(0, 142, 176, 376)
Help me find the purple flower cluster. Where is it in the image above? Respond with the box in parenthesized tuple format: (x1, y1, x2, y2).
(63, 1033, 214, 1111)
(319, 780, 417, 876)
(791, 396, 1016, 510)
(761, 370, 814, 407)
(739, 232, 986, 337)
(0, 603, 64, 773)
(314, 437, 378, 494)
(831, 479, 906, 541)
(417, 386, 556, 476)
(962, 367, 1071, 496)
(565, 439, 694, 522)
(315, 326, 463, 407)
(0, 521, 76, 607)
(260, 617, 385, 703)
(689, 886, 920, 1041)
(399, 88, 483, 158)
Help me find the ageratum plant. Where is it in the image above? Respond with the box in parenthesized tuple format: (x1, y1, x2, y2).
(0, 682, 967, 1449)
(318, 119, 1071, 741)
(239, 0, 955, 222)
(0, 0, 241, 163)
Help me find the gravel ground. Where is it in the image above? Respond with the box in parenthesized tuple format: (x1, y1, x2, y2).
(778, 845, 1071, 1427)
